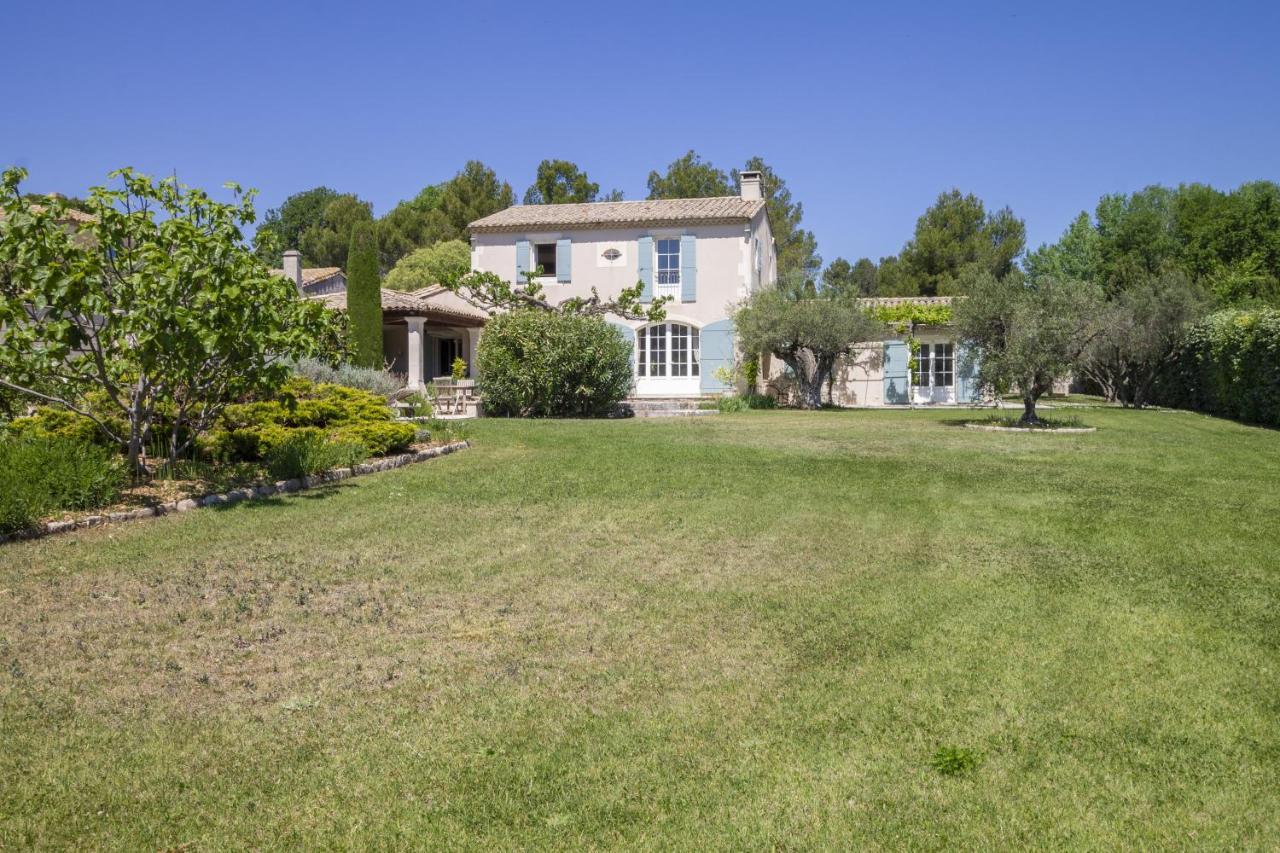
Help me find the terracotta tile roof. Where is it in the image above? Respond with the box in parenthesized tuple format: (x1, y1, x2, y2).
(268, 266, 344, 286)
(468, 196, 766, 233)
(309, 288, 487, 326)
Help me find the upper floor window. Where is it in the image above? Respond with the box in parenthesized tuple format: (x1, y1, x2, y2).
(535, 242, 557, 279)
(656, 238, 680, 298)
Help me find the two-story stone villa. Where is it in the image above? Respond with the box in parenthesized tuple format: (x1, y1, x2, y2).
(467, 172, 777, 397)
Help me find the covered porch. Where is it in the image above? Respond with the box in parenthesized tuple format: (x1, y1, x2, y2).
(314, 287, 488, 391)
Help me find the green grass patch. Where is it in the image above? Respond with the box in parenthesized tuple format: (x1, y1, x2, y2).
(1, 408, 1278, 848)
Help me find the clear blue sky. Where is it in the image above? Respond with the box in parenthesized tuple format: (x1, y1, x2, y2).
(5, 0, 1278, 265)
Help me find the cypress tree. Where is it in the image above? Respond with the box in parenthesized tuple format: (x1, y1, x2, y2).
(346, 220, 382, 368)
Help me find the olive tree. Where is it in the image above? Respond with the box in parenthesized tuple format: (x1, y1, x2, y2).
(734, 279, 883, 409)
(0, 167, 332, 473)
(953, 271, 1101, 425)
(1079, 270, 1206, 407)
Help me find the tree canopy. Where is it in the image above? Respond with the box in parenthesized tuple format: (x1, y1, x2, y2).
(1078, 270, 1206, 407)
(822, 257, 879, 298)
(1029, 181, 1280, 305)
(896, 190, 1026, 296)
(424, 161, 514, 244)
(254, 186, 346, 266)
(646, 150, 732, 200)
(523, 160, 607, 205)
(0, 167, 332, 471)
(953, 271, 1101, 424)
(298, 194, 374, 270)
(384, 240, 471, 291)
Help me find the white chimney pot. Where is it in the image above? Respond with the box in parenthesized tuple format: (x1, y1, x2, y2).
(739, 171, 763, 201)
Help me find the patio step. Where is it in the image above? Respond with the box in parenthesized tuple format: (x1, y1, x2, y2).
(622, 396, 719, 418)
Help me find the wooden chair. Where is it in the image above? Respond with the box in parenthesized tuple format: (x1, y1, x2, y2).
(432, 378, 459, 415)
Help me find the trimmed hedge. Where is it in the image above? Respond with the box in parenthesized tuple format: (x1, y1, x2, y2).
(477, 310, 633, 417)
(1152, 308, 1280, 426)
(0, 438, 125, 534)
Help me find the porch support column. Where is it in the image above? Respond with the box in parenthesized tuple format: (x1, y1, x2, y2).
(406, 316, 425, 389)
(466, 327, 481, 378)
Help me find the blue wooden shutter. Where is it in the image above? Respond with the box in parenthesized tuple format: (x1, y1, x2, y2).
(955, 341, 980, 403)
(883, 340, 910, 405)
(637, 236, 653, 301)
(680, 235, 697, 302)
(515, 240, 530, 283)
(556, 239, 571, 283)
(699, 318, 735, 393)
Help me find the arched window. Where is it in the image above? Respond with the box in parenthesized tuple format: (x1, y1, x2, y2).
(637, 323, 700, 378)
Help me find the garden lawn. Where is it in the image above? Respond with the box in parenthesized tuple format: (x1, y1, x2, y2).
(2, 408, 1278, 849)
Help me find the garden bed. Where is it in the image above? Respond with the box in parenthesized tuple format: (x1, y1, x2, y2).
(1, 440, 469, 544)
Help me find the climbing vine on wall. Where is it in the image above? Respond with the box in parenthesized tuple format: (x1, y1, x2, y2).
(871, 303, 954, 331)
(870, 305, 953, 389)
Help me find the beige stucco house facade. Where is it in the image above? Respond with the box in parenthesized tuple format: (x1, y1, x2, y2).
(468, 172, 777, 397)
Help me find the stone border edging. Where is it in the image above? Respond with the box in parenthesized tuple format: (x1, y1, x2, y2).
(1, 440, 471, 545)
(963, 423, 1096, 434)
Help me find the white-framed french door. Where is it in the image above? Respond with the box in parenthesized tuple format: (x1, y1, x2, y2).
(912, 341, 957, 404)
(635, 322, 701, 396)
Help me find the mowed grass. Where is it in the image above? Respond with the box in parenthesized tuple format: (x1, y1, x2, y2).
(1, 408, 1278, 849)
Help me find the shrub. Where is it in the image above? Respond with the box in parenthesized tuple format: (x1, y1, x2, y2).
(331, 420, 415, 455)
(265, 433, 369, 480)
(0, 438, 125, 534)
(289, 357, 403, 398)
(4, 398, 126, 447)
(1152, 308, 1280, 426)
(203, 377, 404, 462)
(712, 393, 775, 413)
(478, 310, 633, 417)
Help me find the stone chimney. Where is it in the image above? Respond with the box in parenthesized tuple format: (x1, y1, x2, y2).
(739, 171, 763, 201)
(282, 249, 303, 291)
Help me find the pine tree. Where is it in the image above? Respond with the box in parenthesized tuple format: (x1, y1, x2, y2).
(346, 220, 383, 368)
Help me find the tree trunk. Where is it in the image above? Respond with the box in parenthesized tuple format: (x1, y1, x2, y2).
(126, 389, 149, 481)
(781, 351, 829, 410)
(1020, 392, 1042, 426)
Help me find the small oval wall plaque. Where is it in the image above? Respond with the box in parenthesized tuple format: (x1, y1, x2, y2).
(602, 248, 621, 261)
